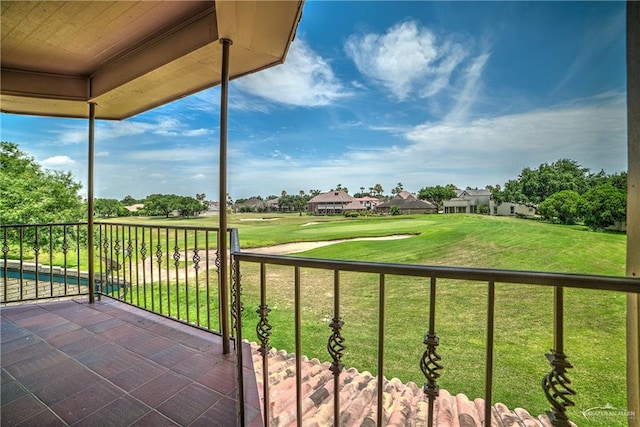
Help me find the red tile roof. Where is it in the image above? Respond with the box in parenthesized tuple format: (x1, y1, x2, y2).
(250, 343, 573, 427)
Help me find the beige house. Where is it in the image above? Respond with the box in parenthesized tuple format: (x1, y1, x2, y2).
(307, 190, 356, 215)
(490, 201, 536, 217)
(443, 189, 491, 213)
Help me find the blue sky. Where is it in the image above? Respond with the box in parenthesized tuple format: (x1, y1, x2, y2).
(0, 1, 628, 201)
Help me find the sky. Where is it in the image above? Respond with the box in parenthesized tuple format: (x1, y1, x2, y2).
(0, 1, 628, 201)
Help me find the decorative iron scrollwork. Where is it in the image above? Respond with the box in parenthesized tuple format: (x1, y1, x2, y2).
(420, 332, 443, 399)
(256, 305, 272, 356)
(126, 240, 133, 259)
(328, 317, 345, 374)
(32, 238, 40, 256)
(102, 237, 109, 253)
(3, 235, 10, 256)
(140, 242, 147, 260)
(214, 250, 220, 270)
(231, 260, 243, 330)
(542, 350, 576, 426)
(156, 244, 163, 267)
(61, 238, 69, 254)
(173, 246, 181, 267)
(192, 248, 201, 271)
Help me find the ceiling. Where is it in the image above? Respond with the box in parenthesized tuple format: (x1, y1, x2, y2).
(0, 1, 304, 120)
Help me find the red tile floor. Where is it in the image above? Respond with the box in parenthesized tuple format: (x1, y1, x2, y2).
(1, 298, 261, 426)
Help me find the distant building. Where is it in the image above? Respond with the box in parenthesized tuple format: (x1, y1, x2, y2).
(307, 190, 356, 215)
(443, 189, 491, 214)
(234, 197, 266, 212)
(376, 192, 437, 214)
(124, 203, 144, 213)
(489, 201, 536, 217)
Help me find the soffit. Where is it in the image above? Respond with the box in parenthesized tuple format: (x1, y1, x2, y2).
(0, 1, 304, 120)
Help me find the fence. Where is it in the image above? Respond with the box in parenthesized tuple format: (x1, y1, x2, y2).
(229, 228, 640, 427)
(1, 222, 227, 337)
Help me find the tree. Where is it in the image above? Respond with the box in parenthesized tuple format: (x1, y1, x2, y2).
(195, 193, 209, 213)
(177, 196, 203, 217)
(94, 198, 126, 218)
(142, 194, 179, 217)
(538, 190, 582, 224)
(390, 205, 401, 215)
(417, 185, 457, 212)
(579, 184, 626, 230)
(373, 183, 384, 197)
(516, 159, 591, 204)
(1, 141, 84, 225)
(120, 195, 139, 205)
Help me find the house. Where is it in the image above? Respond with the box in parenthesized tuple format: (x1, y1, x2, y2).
(490, 201, 537, 217)
(443, 189, 492, 213)
(235, 197, 266, 213)
(307, 190, 356, 215)
(124, 203, 144, 213)
(264, 198, 280, 212)
(356, 196, 381, 210)
(376, 192, 437, 214)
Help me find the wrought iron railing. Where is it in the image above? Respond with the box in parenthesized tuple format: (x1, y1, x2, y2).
(1, 222, 228, 339)
(229, 228, 640, 427)
(94, 222, 227, 334)
(1, 222, 89, 302)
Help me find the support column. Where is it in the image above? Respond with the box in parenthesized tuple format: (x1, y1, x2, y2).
(626, 2, 640, 426)
(87, 103, 96, 303)
(219, 38, 232, 354)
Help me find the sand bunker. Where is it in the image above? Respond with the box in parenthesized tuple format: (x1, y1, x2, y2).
(238, 218, 280, 221)
(248, 234, 414, 255)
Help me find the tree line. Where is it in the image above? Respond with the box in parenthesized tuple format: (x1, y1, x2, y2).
(1, 141, 627, 230)
(487, 159, 627, 229)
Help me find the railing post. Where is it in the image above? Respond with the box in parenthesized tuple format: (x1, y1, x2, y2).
(542, 286, 575, 426)
(421, 277, 442, 427)
(484, 281, 496, 426)
(231, 249, 245, 427)
(256, 263, 272, 426)
(376, 274, 386, 426)
(328, 269, 345, 427)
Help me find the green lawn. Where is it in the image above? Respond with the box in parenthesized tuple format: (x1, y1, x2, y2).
(93, 213, 631, 424)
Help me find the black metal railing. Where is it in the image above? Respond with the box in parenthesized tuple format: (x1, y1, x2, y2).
(1, 222, 229, 341)
(1, 222, 88, 302)
(94, 222, 227, 334)
(229, 228, 640, 427)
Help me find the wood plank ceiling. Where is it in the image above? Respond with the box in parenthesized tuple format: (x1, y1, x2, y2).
(0, 1, 304, 119)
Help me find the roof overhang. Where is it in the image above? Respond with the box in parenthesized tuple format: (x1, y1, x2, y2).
(0, 1, 304, 120)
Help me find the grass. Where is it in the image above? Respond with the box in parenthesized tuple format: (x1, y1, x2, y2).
(220, 213, 627, 426)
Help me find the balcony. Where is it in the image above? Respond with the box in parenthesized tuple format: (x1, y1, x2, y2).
(3, 221, 639, 426)
(1, 1, 639, 426)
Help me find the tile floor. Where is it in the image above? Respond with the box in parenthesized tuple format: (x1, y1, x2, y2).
(1, 298, 262, 426)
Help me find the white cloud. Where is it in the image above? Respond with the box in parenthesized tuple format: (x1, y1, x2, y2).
(228, 94, 626, 197)
(345, 20, 469, 101)
(233, 39, 349, 107)
(96, 151, 109, 157)
(41, 155, 75, 167)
